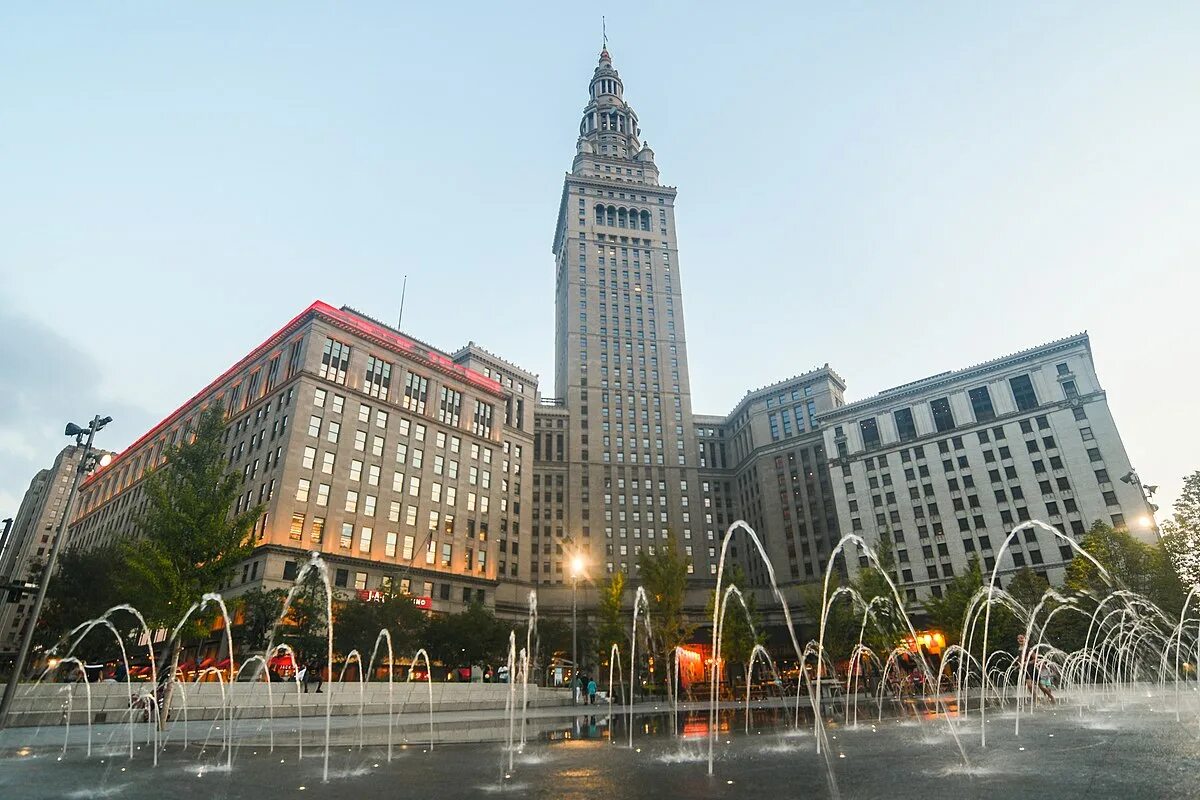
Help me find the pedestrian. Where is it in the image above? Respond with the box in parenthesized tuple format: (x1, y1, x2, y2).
(1036, 659, 1057, 705)
(307, 658, 324, 694)
(587, 676, 597, 705)
(1017, 635, 1037, 701)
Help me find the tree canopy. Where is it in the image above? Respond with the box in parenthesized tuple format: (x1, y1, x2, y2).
(36, 544, 131, 660)
(424, 601, 510, 668)
(1161, 471, 1200, 588)
(594, 570, 627, 666)
(706, 563, 764, 669)
(333, 590, 427, 660)
(636, 537, 693, 696)
(122, 406, 262, 631)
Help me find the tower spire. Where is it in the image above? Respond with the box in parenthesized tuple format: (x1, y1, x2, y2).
(602, 16, 607, 51)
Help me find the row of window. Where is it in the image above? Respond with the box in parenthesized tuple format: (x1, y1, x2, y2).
(844, 369, 1077, 453)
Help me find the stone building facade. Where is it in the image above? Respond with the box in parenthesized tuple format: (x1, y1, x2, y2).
(0, 446, 105, 657)
(819, 334, 1150, 603)
(67, 302, 537, 616)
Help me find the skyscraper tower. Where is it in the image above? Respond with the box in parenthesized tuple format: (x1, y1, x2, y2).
(550, 47, 706, 580)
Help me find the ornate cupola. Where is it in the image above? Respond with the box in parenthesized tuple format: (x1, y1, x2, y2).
(576, 48, 642, 160)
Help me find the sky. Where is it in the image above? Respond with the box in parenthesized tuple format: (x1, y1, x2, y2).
(1, 2, 1197, 523)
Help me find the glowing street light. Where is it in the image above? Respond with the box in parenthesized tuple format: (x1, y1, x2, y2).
(571, 551, 587, 703)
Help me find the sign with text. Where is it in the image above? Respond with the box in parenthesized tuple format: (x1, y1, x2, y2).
(356, 590, 433, 610)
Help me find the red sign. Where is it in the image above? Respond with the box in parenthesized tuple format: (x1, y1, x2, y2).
(356, 590, 433, 610)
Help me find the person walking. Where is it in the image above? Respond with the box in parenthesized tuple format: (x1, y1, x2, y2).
(587, 676, 597, 705)
(1017, 635, 1037, 702)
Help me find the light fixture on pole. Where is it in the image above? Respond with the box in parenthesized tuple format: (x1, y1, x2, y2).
(570, 552, 586, 704)
(0, 414, 112, 729)
(1120, 470, 1160, 534)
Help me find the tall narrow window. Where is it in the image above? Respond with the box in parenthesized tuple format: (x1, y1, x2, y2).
(1010, 374, 1039, 411)
(859, 418, 881, 449)
(968, 386, 995, 422)
(264, 355, 282, 393)
(403, 372, 429, 414)
(930, 397, 955, 432)
(286, 337, 305, 378)
(439, 387, 463, 427)
(319, 338, 351, 385)
(365, 356, 393, 399)
(893, 408, 917, 442)
(473, 401, 495, 438)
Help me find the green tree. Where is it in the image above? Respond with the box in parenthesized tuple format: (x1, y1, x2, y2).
(1161, 471, 1200, 588)
(425, 602, 509, 669)
(1064, 520, 1149, 595)
(279, 567, 329, 664)
(798, 573, 858, 664)
(1144, 542, 1187, 618)
(594, 570, 627, 666)
(333, 591, 427, 663)
(636, 537, 693, 699)
(229, 586, 288, 658)
(527, 615, 573, 679)
(922, 556, 984, 648)
(1047, 521, 1185, 650)
(122, 406, 263, 638)
(1006, 567, 1050, 608)
(851, 536, 904, 654)
(35, 545, 131, 663)
(705, 564, 764, 672)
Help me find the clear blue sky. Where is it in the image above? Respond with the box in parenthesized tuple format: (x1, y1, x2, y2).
(2, 2, 1197, 520)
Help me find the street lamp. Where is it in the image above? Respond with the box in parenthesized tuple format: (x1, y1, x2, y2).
(0, 414, 112, 729)
(570, 552, 586, 704)
(1120, 470, 1160, 536)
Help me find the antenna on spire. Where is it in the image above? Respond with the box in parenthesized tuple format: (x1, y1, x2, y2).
(602, 16, 607, 50)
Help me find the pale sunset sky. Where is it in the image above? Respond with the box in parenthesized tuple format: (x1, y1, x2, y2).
(1, 3, 1197, 520)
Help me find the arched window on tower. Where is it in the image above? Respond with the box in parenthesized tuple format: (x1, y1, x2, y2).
(595, 204, 605, 225)
(640, 211, 651, 231)
(606, 206, 616, 226)
(617, 208, 627, 229)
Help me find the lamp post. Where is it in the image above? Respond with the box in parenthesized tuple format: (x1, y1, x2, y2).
(0, 415, 111, 729)
(570, 553, 585, 704)
(1120, 469, 1160, 536)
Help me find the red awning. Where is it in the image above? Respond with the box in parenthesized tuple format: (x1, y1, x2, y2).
(215, 658, 232, 669)
(199, 657, 216, 669)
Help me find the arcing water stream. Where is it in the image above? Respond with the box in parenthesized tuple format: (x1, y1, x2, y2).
(7, 518, 1200, 797)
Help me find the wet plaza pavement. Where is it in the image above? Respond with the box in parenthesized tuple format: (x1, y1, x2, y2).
(2, 700, 1198, 799)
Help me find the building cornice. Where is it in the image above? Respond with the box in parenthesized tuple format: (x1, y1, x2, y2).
(451, 342, 539, 383)
(705, 365, 846, 429)
(820, 333, 1090, 421)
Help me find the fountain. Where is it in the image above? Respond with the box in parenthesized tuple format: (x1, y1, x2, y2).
(5, 518, 1200, 800)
